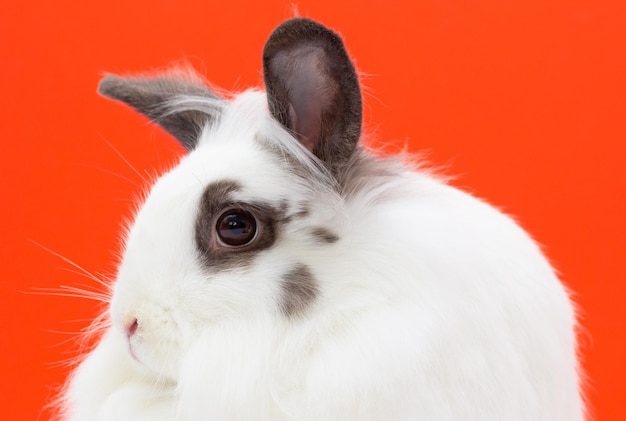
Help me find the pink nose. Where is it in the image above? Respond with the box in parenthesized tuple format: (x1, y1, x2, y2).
(126, 318, 138, 337)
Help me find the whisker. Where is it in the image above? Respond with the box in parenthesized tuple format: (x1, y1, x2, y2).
(28, 286, 109, 302)
(71, 163, 143, 189)
(42, 331, 97, 357)
(99, 134, 149, 184)
(40, 311, 111, 368)
(74, 312, 110, 351)
(54, 269, 112, 290)
(44, 355, 81, 370)
(95, 270, 115, 281)
(56, 268, 109, 291)
(44, 329, 90, 339)
(59, 317, 107, 325)
(29, 291, 105, 301)
(30, 241, 109, 288)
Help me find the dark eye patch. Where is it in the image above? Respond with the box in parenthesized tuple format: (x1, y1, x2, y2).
(194, 180, 281, 271)
(194, 179, 339, 278)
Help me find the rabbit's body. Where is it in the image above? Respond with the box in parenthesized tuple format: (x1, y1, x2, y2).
(59, 19, 584, 421)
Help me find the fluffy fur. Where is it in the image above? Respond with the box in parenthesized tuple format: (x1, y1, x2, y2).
(57, 18, 585, 421)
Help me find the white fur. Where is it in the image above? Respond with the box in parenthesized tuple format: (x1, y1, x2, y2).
(59, 91, 585, 420)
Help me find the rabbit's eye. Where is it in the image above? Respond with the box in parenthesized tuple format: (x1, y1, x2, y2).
(216, 210, 258, 247)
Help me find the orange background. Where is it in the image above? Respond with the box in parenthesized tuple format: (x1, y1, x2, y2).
(1, 0, 624, 419)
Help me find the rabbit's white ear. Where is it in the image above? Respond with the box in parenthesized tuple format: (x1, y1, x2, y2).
(98, 74, 222, 150)
(263, 18, 362, 176)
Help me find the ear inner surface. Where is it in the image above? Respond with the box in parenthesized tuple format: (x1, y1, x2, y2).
(98, 74, 222, 150)
(263, 18, 363, 177)
(266, 46, 332, 152)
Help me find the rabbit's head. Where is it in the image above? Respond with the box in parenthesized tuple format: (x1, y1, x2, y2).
(101, 18, 361, 381)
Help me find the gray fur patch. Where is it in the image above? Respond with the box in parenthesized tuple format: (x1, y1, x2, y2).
(338, 150, 406, 199)
(292, 204, 311, 219)
(280, 264, 318, 317)
(98, 73, 222, 150)
(310, 227, 339, 244)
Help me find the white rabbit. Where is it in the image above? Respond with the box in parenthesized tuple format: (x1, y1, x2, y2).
(57, 18, 586, 420)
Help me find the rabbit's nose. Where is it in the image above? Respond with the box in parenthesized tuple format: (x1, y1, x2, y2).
(126, 318, 138, 338)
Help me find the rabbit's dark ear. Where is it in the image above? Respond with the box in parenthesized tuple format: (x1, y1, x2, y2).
(98, 74, 222, 150)
(263, 18, 362, 176)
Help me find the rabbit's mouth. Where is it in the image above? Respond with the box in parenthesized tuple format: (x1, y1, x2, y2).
(124, 318, 144, 365)
(126, 331, 147, 366)
(123, 321, 180, 382)
(127, 337, 139, 363)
